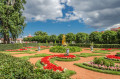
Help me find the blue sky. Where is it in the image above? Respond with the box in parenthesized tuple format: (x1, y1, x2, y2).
(22, 0, 120, 37)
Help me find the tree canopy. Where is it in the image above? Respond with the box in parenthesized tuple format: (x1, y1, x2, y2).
(0, 0, 26, 44)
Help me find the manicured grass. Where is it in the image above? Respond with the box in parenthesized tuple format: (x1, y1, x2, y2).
(75, 53, 105, 57)
(35, 60, 43, 68)
(93, 50, 110, 54)
(54, 56, 80, 61)
(74, 63, 120, 75)
(20, 53, 52, 60)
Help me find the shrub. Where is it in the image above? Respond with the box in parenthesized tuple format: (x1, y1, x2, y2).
(0, 53, 34, 79)
(0, 44, 23, 51)
(93, 57, 114, 67)
(50, 46, 82, 53)
(69, 43, 120, 48)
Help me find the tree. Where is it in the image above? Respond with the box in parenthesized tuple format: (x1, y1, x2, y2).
(66, 33, 75, 43)
(102, 31, 117, 44)
(89, 32, 102, 43)
(58, 34, 63, 43)
(76, 32, 89, 43)
(117, 30, 120, 43)
(34, 31, 48, 36)
(49, 35, 57, 43)
(0, 0, 26, 44)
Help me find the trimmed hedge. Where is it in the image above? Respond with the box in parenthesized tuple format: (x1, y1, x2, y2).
(50, 46, 82, 53)
(0, 44, 23, 51)
(0, 43, 61, 51)
(69, 43, 120, 48)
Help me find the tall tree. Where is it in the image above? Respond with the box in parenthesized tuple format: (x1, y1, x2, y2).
(49, 35, 57, 43)
(102, 31, 117, 44)
(0, 0, 26, 44)
(76, 32, 89, 43)
(34, 31, 48, 36)
(66, 33, 75, 43)
(89, 32, 102, 43)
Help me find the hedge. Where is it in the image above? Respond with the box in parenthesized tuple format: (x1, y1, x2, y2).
(69, 43, 120, 48)
(0, 43, 62, 51)
(0, 44, 23, 51)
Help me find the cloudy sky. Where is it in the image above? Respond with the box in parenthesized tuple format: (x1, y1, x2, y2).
(22, 0, 120, 36)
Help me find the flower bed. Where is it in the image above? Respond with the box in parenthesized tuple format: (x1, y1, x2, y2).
(83, 62, 120, 71)
(41, 54, 76, 71)
(106, 55, 120, 60)
(40, 46, 50, 48)
(6, 49, 27, 51)
(101, 48, 120, 51)
(24, 47, 33, 48)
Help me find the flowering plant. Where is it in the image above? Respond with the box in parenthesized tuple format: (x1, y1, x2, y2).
(41, 54, 76, 71)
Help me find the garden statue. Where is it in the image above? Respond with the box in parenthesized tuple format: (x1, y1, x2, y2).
(38, 46, 40, 51)
(62, 34, 67, 46)
(90, 42, 94, 51)
(66, 48, 69, 56)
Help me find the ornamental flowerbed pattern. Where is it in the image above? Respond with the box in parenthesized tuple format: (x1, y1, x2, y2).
(41, 54, 76, 71)
(83, 62, 120, 71)
(6, 49, 27, 51)
(106, 55, 120, 60)
(101, 48, 120, 51)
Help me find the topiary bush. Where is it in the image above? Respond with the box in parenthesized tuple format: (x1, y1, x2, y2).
(50, 46, 82, 53)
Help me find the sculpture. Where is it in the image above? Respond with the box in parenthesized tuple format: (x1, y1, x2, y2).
(62, 34, 67, 46)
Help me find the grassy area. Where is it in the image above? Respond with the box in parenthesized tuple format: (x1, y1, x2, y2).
(54, 56, 80, 61)
(75, 53, 105, 57)
(74, 63, 120, 75)
(20, 53, 52, 60)
(93, 50, 110, 54)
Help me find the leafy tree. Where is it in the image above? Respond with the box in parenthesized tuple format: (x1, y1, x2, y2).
(66, 33, 75, 43)
(49, 35, 57, 43)
(89, 32, 102, 43)
(58, 34, 63, 43)
(102, 30, 117, 44)
(0, 0, 26, 44)
(76, 32, 89, 43)
(34, 31, 48, 36)
(117, 30, 120, 43)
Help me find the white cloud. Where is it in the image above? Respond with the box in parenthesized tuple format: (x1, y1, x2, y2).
(23, 0, 120, 30)
(105, 24, 120, 30)
(66, 0, 120, 29)
(23, 0, 64, 21)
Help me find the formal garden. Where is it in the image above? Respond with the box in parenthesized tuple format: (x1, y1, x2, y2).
(1, 0, 120, 79)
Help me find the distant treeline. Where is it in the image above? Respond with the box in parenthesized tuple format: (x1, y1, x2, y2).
(23, 30, 120, 44)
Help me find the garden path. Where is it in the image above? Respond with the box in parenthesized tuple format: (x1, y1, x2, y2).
(12, 48, 120, 79)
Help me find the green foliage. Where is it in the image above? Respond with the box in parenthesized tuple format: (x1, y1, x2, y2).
(89, 32, 102, 43)
(0, 0, 26, 44)
(49, 35, 58, 43)
(102, 31, 117, 44)
(0, 43, 23, 51)
(0, 53, 34, 79)
(76, 32, 89, 43)
(93, 57, 114, 67)
(93, 50, 110, 54)
(74, 63, 120, 75)
(50, 46, 82, 53)
(34, 31, 48, 36)
(66, 33, 75, 43)
(54, 56, 80, 61)
(75, 53, 105, 57)
(69, 43, 120, 48)
(58, 34, 64, 43)
(20, 53, 52, 60)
